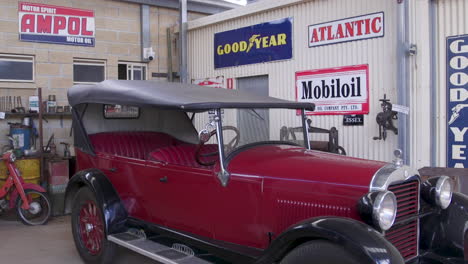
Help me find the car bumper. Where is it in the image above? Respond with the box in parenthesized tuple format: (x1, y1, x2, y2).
(407, 252, 466, 264)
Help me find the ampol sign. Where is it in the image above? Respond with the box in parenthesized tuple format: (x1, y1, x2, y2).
(18, 2, 95, 46)
(296, 65, 369, 115)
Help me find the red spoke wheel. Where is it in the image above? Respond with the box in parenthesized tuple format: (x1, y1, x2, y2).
(71, 187, 115, 264)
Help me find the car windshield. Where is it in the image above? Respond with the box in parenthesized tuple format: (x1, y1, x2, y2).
(194, 108, 307, 157)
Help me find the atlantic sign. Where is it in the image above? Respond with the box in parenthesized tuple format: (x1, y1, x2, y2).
(214, 18, 292, 69)
(18, 2, 95, 46)
(447, 35, 468, 168)
(296, 65, 369, 115)
(308, 12, 384, 47)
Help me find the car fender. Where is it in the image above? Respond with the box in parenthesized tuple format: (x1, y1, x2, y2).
(256, 217, 404, 264)
(65, 168, 127, 234)
(9, 183, 46, 208)
(420, 192, 468, 259)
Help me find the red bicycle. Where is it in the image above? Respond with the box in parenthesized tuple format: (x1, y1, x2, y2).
(0, 151, 51, 225)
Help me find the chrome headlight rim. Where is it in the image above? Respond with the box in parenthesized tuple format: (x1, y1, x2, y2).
(435, 176, 453, 209)
(372, 191, 397, 231)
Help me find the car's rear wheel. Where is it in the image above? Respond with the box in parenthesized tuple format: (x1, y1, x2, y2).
(279, 240, 360, 264)
(71, 187, 116, 264)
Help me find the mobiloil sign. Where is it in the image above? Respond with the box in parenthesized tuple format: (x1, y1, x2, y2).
(214, 18, 292, 69)
(447, 35, 468, 168)
(18, 2, 95, 46)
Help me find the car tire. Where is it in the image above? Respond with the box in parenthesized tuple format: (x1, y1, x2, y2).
(71, 187, 116, 264)
(279, 240, 360, 264)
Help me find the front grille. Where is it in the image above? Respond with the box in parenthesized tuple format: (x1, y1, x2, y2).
(385, 180, 419, 261)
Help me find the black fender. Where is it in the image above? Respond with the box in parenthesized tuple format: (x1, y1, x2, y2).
(420, 192, 468, 260)
(64, 168, 127, 234)
(255, 217, 404, 264)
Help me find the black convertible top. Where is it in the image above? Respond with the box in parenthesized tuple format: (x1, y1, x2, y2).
(68, 80, 315, 111)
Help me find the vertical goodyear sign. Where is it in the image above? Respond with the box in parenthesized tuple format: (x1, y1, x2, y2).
(214, 18, 292, 69)
(18, 2, 95, 47)
(447, 35, 468, 168)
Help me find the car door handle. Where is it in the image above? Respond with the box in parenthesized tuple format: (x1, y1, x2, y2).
(159, 176, 168, 183)
(109, 167, 117, 172)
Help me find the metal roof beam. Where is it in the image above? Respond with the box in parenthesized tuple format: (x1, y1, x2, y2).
(113, 0, 238, 14)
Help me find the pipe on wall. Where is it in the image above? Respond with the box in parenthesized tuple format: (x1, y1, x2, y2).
(179, 0, 188, 83)
(141, 5, 151, 62)
(396, 0, 411, 164)
(429, 0, 437, 166)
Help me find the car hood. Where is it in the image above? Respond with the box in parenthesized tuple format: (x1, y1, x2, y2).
(227, 144, 387, 188)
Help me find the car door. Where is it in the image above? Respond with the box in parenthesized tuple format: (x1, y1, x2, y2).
(211, 170, 264, 249)
(146, 162, 218, 239)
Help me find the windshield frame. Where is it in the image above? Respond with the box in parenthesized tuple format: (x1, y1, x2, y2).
(212, 108, 311, 187)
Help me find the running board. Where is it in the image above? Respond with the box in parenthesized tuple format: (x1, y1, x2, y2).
(108, 232, 212, 264)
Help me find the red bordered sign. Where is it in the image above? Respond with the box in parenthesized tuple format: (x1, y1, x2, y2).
(18, 2, 95, 46)
(296, 65, 369, 115)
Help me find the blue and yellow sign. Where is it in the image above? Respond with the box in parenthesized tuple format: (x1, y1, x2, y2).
(214, 18, 292, 69)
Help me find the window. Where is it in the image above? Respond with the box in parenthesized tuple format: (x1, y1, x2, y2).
(118, 62, 147, 80)
(0, 54, 34, 82)
(73, 59, 106, 83)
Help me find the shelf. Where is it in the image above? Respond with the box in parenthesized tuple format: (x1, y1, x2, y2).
(4, 112, 72, 118)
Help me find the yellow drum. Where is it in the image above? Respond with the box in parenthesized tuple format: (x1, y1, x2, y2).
(0, 158, 40, 188)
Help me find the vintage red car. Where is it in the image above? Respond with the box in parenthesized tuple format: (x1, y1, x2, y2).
(65, 80, 468, 264)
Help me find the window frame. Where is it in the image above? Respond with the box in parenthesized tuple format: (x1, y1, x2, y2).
(0, 54, 35, 83)
(73, 58, 107, 84)
(119, 61, 148, 80)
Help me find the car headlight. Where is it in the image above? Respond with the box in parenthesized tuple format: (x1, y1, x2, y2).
(358, 191, 397, 232)
(9, 152, 16, 163)
(435, 176, 453, 209)
(422, 176, 453, 210)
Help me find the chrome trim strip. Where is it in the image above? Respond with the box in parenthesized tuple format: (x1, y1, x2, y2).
(369, 163, 420, 192)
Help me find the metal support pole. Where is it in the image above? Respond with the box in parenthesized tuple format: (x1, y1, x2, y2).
(301, 109, 311, 150)
(167, 28, 173, 82)
(179, 0, 188, 83)
(397, 0, 410, 164)
(214, 109, 229, 187)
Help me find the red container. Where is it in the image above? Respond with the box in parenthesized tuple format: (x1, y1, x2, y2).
(48, 160, 69, 186)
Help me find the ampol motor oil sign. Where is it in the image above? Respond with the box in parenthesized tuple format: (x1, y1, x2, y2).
(308, 12, 384, 48)
(296, 65, 369, 115)
(18, 2, 95, 46)
(447, 35, 468, 168)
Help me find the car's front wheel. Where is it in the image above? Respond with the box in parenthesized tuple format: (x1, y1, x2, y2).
(71, 187, 116, 264)
(279, 240, 360, 264)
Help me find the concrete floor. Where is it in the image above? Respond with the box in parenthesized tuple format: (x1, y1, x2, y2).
(0, 212, 157, 264)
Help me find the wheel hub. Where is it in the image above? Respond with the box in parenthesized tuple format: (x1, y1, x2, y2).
(78, 200, 104, 256)
(28, 202, 42, 214)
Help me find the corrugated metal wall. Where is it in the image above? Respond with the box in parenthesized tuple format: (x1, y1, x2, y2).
(435, 0, 468, 167)
(188, 0, 400, 163)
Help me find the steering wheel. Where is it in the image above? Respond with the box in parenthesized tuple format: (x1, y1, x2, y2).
(195, 126, 240, 166)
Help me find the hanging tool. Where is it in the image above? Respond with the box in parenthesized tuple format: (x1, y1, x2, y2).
(373, 94, 398, 141)
(60, 142, 71, 158)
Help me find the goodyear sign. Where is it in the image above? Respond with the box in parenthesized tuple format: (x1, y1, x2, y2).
(447, 35, 468, 168)
(214, 18, 292, 69)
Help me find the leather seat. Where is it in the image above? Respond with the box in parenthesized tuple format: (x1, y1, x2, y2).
(149, 144, 219, 168)
(89, 131, 182, 160)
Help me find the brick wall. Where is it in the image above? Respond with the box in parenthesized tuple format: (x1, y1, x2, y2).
(0, 0, 204, 156)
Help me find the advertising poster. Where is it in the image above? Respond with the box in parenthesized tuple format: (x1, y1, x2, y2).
(296, 65, 369, 115)
(18, 2, 95, 46)
(447, 35, 468, 168)
(214, 18, 292, 69)
(308, 12, 384, 48)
